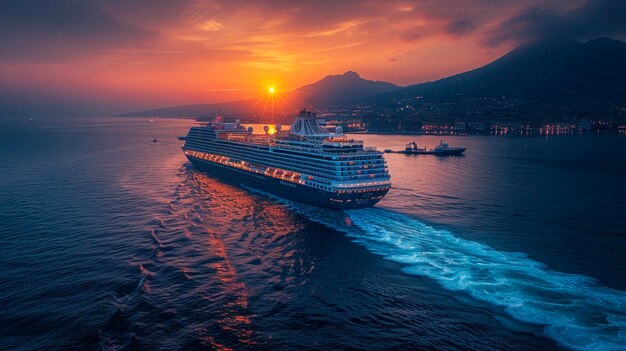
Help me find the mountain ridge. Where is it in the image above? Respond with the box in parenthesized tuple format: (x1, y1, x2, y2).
(295, 71, 399, 104)
(117, 38, 626, 119)
(116, 71, 400, 118)
(373, 38, 626, 102)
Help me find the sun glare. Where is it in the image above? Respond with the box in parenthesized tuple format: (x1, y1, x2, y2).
(248, 80, 292, 120)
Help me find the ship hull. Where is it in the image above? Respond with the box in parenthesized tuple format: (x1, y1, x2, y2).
(186, 155, 389, 210)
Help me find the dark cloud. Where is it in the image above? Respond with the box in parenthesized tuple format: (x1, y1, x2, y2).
(484, 0, 626, 46)
(96, 0, 194, 23)
(0, 0, 156, 62)
(447, 20, 475, 36)
(399, 26, 422, 42)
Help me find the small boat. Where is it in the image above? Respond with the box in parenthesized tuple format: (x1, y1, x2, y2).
(152, 138, 158, 143)
(385, 140, 466, 156)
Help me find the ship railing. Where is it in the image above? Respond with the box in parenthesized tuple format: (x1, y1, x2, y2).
(336, 150, 382, 156)
(219, 134, 271, 144)
(265, 142, 382, 156)
(323, 138, 362, 144)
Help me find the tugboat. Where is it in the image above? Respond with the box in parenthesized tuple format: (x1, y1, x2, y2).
(385, 140, 466, 156)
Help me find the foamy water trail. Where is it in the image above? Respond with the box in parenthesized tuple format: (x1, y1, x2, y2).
(286, 204, 626, 351)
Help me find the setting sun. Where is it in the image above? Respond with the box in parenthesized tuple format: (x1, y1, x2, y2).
(268, 86, 276, 94)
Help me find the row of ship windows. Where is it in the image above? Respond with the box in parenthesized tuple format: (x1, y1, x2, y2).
(185, 146, 344, 184)
(189, 131, 371, 156)
(187, 141, 387, 171)
(188, 143, 340, 177)
(305, 181, 332, 191)
(191, 135, 381, 160)
(186, 150, 303, 185)
(187, 139, 341, 164)
(322, 148, 363, 152)
(186, 149, 390, 193)
(274, 147, 383, 160)
(185, 142, 389, 180)
(334, 187, 390, 194)
(272, 146, 368, 160)
(305, 182, 390, 194)
(329, 194, 386, 203)
(186, 138, 385, 164)
(223, 161, 383, 182)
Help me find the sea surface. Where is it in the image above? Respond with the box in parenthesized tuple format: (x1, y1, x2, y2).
(1, 117, 625, 351)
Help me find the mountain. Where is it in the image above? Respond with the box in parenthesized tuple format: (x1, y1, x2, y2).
(117, 102, 244, 119)
(375, 38, 626, 102)
(293, 71, 399, 104)
(117, 71, 400, 118)
(118, 39, 626, 120)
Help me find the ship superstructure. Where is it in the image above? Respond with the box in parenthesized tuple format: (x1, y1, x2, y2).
(182, 109, 391, 209)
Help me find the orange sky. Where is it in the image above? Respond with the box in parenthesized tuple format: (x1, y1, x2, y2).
(1, 0, 623, 116)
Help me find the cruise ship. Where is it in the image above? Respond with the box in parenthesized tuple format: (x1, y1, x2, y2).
(182, 109, 391, 209)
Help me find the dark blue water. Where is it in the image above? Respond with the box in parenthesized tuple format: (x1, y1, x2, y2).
(1, 118, 625, 351)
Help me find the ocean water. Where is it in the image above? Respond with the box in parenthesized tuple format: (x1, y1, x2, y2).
(1, 118, 625, 351)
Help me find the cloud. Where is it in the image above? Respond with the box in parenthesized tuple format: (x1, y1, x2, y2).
(447, 20, 475, 36)
(484, 0, 626, 46)
(305, 20, 362, 37)
(398, 26, 422, 42)
(0, 0, 156, 63)
(199, 20, 226, 31)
